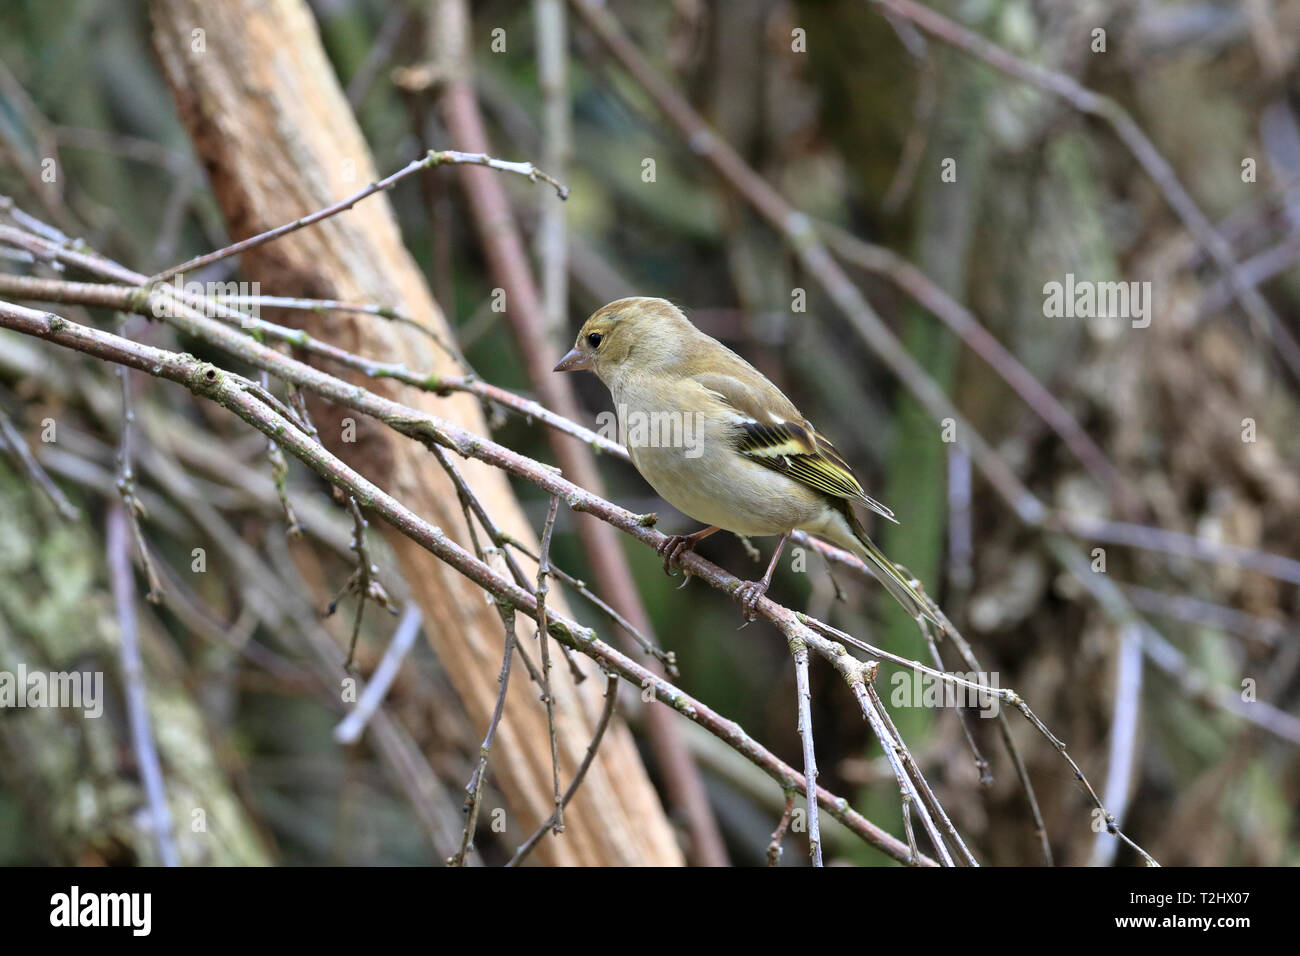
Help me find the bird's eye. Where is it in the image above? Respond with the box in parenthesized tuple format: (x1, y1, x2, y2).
(587, 332, 603, 348)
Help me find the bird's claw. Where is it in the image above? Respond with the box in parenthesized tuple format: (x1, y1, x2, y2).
(657, 534, 698, 576)
(734, 579, 769, 622)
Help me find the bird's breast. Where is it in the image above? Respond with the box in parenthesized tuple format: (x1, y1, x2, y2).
(607, 378, 824, 536)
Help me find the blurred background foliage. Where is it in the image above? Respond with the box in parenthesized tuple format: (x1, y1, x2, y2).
(0, 0, 1297, 865)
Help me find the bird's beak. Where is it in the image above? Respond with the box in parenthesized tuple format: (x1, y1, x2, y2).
(553, 348, 590, 372)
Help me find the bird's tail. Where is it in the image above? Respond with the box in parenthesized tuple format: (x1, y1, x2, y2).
(841, 508, 944, 630)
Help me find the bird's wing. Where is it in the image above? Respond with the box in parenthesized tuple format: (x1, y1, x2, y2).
(691, 371, 898, 523)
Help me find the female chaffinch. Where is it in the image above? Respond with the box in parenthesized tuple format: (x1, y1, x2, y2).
(555, 296, 938, 625)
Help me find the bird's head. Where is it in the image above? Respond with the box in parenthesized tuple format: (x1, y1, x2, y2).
(553, 296, 692, 384)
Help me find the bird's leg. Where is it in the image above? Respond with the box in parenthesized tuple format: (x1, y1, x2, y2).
(656, 525, 719, 575)
(734, 533, 790, 621)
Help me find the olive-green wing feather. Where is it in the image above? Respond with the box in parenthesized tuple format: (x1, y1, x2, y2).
(692, 371, 898, 524)
(736, 418, 897, 523)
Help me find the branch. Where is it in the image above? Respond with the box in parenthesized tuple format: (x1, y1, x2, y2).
(0, 409, 79, 519)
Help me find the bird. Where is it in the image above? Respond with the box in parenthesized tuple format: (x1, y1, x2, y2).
(553, 296, 941, 628)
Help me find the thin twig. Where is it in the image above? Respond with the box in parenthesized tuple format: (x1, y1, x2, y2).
(212, 292, 469, 370)
(346, 3, 411, 108)
(113, 336, 164, 603)
(501, 534, 677, 676)
(845, 659, 947, 865)
(1088, 621, 1144, 867)
(148, 149, 567, 283)
(920, 620, 991, 787)
(428, 443, 555, 687)
(106, 504, 180, 866)
(0, 409, 79, 519)
(867, 681, 978, 866)
(1121, 583, 1293, 647)
(334, 604, 425, 745)
(1051, 511, 1300, 587)
(507, 672, 620, 866)
(923, 618, 1053, 866)
(767, 790, 797, 866)
(329, 497, 397, 671)
(1197, 231, 1300, 318)
(788, 638, 823, 866)
(451, 607, 517, 867)
(535, 495, 564, 833)
(260, 370, 302, 537)
(534, 0, 572, 347)
(798, 611, 1153, 865)
(1051, 536, 1300, 749)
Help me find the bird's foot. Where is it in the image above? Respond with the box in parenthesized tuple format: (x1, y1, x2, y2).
(733, 578, 770, 622)
(657, 533, 699, 576)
